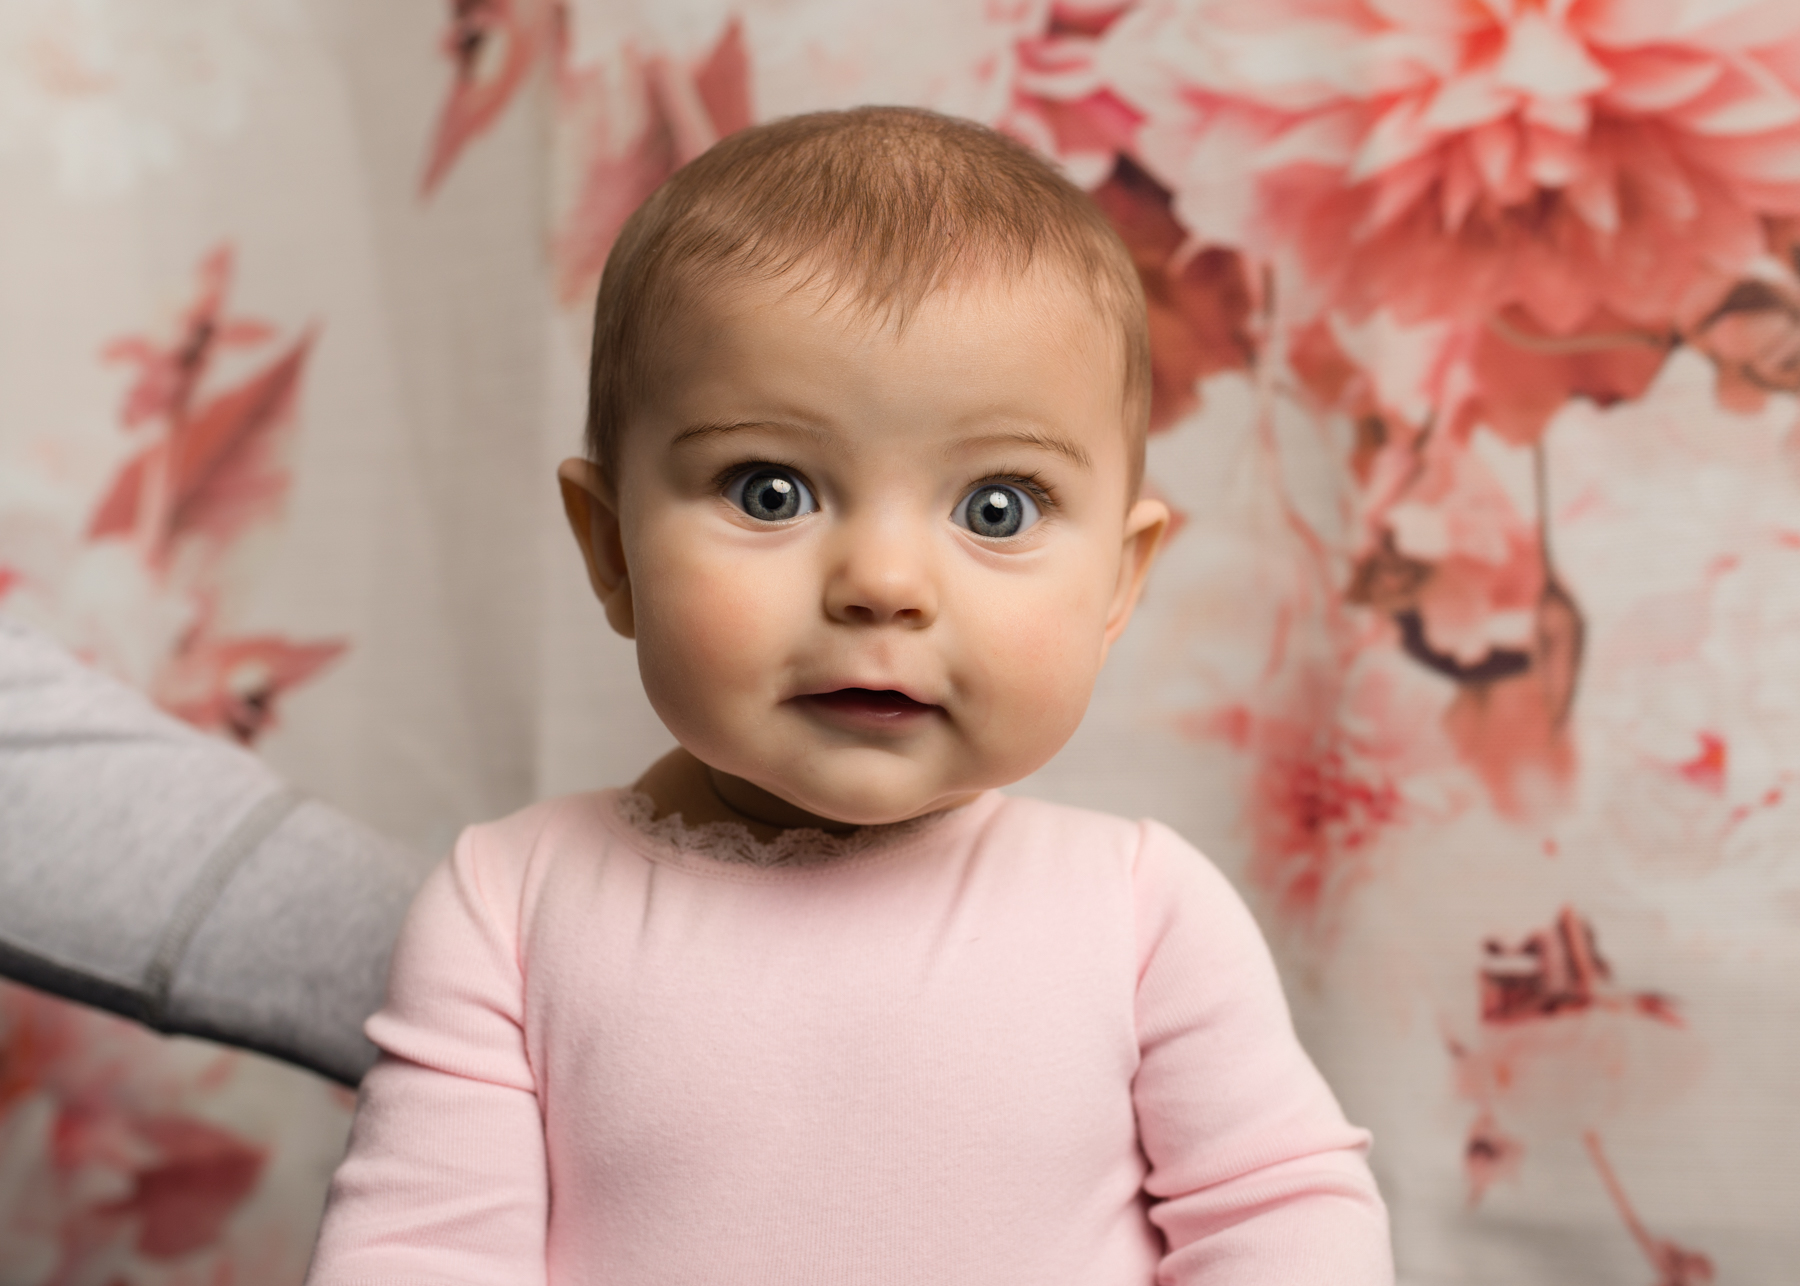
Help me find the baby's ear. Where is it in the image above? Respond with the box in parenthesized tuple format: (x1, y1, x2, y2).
(1101, 494, 1170, 659)
(557, 458, 636, 639)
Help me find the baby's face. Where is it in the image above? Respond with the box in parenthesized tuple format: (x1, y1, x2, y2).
(564, 265, 1167, 826)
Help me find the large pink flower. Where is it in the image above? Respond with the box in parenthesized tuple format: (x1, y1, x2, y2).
(1109, 0, 1800, 335)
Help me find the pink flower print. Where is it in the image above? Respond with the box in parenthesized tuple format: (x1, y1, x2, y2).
(152, 617, 347, 746)
(1444, 1034, 1531, 1204)
(999, 4, 1144, 188)
(0, 986, 270, 1281)
(1110, 0, 1800, 341)
(1684, 223, 1800, 411)
(1675, 732, 1728, 795)
(77, 243, 350, 742)
(421, 0, 557, 195)
(1449, 912, 1687, 1205)
(1584, 1131, 1715, 1286)
(1174, 407, 1440, 936)
(1254, 734, 1402, 919)
(1090, 159, 1258, 429)
(101, 246, 276, 435)
(1440, 576, 1582, 816)
(418, 0, 747, 274)
(1190, 668, 1430, 943)
(550, 18, 752, 305)
(96, 1116, 266, 1260)
(1374, 430, 1547, 666)
(1288, 316, 1378, 435)
(1479, 906, 1681, 1028)
(88, 335, 314, 563)
(1448, 309, 1672, 447)
(0, 984, 81, 1116)
(1344, 417, 1585, 813)
(87, 245, 313, 567)
(1200, 700, 1404, 929)
(1460, 1108, 1522, 1204)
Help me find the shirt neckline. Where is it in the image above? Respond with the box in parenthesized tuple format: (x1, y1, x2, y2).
(599, 787, 1003, 881)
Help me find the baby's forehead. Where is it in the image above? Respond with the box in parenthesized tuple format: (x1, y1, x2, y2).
(629, 267, 1132, 463)
(625, 262, 1138, 486)
(672, 255, 1125, 356)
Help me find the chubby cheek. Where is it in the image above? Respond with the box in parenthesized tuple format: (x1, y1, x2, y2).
(627, 518, 805, 751)
(948, 554, 1113, 782)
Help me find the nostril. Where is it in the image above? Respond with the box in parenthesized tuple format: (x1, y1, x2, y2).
(838, 602, 928, 625)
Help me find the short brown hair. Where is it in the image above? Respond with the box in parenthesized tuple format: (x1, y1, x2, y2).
(585, 106, 1151, 491)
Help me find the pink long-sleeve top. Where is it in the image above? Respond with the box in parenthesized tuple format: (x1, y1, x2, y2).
(306, 789, 1391, 1285)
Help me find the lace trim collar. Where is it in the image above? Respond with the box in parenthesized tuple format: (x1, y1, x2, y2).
(611, 789, 962, 869)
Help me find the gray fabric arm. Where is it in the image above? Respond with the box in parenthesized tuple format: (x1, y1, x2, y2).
(0, 616, 433, 1084)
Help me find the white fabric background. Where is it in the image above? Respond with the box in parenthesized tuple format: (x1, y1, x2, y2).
(2, 1, 1797, 1282)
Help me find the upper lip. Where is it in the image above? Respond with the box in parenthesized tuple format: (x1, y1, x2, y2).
(791, 681, 943, 708)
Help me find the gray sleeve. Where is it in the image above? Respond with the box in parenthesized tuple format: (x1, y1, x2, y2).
(0, 616, 434, 1085)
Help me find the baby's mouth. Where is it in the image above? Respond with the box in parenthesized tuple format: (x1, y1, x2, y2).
(795, 688, 941, 725)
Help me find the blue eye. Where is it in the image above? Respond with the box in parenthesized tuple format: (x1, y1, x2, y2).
(956, 483, 1040, 539)
(729, 467, 817, 522)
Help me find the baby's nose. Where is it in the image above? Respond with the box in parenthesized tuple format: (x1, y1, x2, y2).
(823, 526, 937, 627)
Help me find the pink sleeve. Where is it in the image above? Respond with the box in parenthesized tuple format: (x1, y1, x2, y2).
(1132, 821, 1393, 1286)
(305, 823, 547, 1286)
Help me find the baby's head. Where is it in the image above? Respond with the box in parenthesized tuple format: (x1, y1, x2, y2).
(583, 106, 1152, 490)
(560, 106, 1169, 827)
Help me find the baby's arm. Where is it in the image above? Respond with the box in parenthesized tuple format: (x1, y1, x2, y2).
(0, 615, 430, 1085)
(1132, 822, 1393, 1285)
(306, 823, 548, 1285)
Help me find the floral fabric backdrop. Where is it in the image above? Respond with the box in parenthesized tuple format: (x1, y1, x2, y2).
(2, 0, 1798, 1281)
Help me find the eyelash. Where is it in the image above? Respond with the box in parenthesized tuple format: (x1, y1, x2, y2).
(974, 469, 1058, 512)
(712, 458, 809, 495)
(710, 461, 1060, 511)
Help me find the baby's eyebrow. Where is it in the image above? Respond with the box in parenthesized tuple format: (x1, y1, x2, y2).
(957, 430, 1092, 470)
(672, 418, 825, 447)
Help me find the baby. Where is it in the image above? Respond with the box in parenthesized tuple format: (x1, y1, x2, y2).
(305, 107, 1391, 1285)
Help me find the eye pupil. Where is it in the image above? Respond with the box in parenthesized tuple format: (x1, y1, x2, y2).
(739, 469, 806, 521)
(965, 486, 1025, 538)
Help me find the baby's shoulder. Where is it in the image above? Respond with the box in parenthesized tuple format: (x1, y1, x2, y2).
(986, 795, 1261, 964)
(987, 793, 1224, 891)
(462, 788, 619, 847)
(987, 792, 1199, 858)
(445, 789, 634, 902)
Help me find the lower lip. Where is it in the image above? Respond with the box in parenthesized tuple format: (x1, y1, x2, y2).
(795, 689, 942, 732)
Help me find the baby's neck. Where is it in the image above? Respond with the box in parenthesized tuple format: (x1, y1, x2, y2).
(633, 749, 860, 842)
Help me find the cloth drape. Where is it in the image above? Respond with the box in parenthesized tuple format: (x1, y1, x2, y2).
(1, 1, 1795, 1281)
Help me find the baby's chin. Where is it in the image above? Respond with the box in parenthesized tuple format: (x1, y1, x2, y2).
(743, 757, 991, 829)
